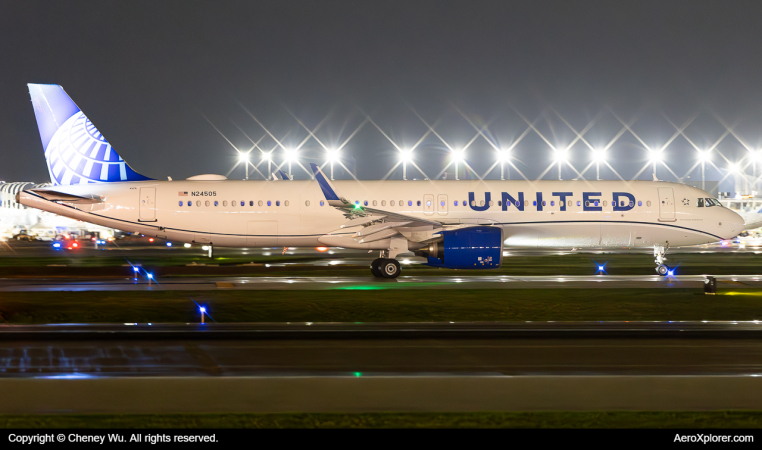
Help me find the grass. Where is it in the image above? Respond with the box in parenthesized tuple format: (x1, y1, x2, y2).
(1, 288, 761, 324)
(1, 411, 761, 428)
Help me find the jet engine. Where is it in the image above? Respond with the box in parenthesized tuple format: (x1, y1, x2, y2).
(417, 226, 503, 269)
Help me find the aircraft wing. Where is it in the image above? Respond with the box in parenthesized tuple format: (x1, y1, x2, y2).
(309, 163, 442, 227)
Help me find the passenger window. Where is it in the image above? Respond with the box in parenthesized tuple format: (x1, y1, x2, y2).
(542, 201, 546, 206)
(489, 201, 494, 206)
(400, 200, 404, 206)
(391, 200, 395, 206)
(305, 200, 310, 206)
(223, 201, 228, 207)
(647, 201, 651, 207)
(603, 201, 607, 207)
(276, 201, 280, 206)
(454, 201, 458, 206)
(426, 200, 431, 207)
(365, 201, 369, 206)
(480, 200, 485, 206)
(524, 200, 529, 207)
(550, 201, 554, 206)
(189, 202, 192, 208)
(241, 201, 245, 207)
(197, 201, 201, 207)
(585, 201, 589, 207)
(179, 201, 183, 206)
(250, 201, 254, 206)
(231, 200, 235, 207)
(214, 201, 219, 207)
(638, 201, 642, 206)
(373, 200, 377, 206)
(577, 201, 581, 206)
(629, 201, 634, 207)
(440, 201, 445, 207)
(498, 201, 502, 206)
(568, 201, 572, 207)
(408, 201, 412, 206)
(259, 200, 263, 207)
(533, 201, 537, 206)
(320, 200, 324, 206)
(382, 200, 386, 206)
(205, 201, 210, 207)
(267, 201, 271, 206)
(506, 200, 511, 206)
(285, 200, 289, 206)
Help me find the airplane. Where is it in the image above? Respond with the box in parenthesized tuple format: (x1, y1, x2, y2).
(18, 83, 744, 278)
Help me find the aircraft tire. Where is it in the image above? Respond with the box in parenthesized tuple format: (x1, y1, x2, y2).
(380, 259, 401, 278)
(370, 259, 383, 277)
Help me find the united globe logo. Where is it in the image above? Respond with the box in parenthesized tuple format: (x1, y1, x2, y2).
(44, 111, 130, 185)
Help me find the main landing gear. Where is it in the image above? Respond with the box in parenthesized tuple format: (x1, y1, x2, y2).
(370, 258, 401, 278)
(654, 242, 670, 276)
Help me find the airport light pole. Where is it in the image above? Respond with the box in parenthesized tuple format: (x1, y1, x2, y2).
(554, 149, 567, 181)
(698, 150, 710, 191)
(399, 149, 412, 180)
(649, 149, 661, 179)
(498, 150, 510, 180)
(239, 153, 249, 180)
(593, 149, 605, 181)
(262, 152, 272, 180)
(327, 148, 340, 180)
(452, 150, 465, 181)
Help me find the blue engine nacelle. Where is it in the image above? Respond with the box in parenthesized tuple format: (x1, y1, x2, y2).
(420, 226, 503, 269)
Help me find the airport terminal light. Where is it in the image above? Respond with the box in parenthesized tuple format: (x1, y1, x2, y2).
(649, 149, 662, 178)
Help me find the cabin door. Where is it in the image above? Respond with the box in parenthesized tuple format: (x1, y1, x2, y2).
(657, 187, 676, 222)
(139, 187, 157, 222)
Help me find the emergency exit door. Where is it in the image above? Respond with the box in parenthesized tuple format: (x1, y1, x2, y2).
(657, 187, 676, 222)
(139, 187, 157, 221)
(437, 194, 448, 215)
(424, 194, 435, 215)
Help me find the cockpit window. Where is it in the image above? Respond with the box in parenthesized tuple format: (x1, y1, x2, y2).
(705, 198, 721, 207)
(697, 198, 705, 207)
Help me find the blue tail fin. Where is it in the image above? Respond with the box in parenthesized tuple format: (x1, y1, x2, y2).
(28, 84, 151, 185)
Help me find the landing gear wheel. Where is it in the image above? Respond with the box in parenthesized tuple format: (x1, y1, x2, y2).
(656, 264, 669, 276)
(370, 259, 383, 278)
(380, 259, 401, 278)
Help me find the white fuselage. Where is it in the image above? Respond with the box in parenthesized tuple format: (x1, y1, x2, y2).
(19, 179, 744, 250)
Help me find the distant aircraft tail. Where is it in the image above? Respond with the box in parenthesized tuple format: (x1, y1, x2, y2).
(27, 84, 151, 185)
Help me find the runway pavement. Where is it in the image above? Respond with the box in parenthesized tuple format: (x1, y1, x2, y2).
(1, 273, 761, 290)
(1, 321, 761, 377)
(2, 321, 762, 413)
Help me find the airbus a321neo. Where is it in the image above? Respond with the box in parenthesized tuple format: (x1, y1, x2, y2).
(18, 84, 744, 278)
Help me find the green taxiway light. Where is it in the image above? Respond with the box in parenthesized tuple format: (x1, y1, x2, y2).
(354, 372, 362, 377)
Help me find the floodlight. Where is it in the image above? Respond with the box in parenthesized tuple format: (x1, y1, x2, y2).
(554, 148, 568, 163)
(649, 149, 662, 163)
(261, 152, 272, 162)
(326, 148, 340, 163)
(451, 149, 465, 163)
(497, 149, 510, 162)
(729, 162, 740, 173)
(592, 149, 606, 163)
(285, 148, 298, 162)
(238, 153, 249, 163)
(698, 151, 711, 163)
(754, 150, 762, 163)
(200, 307, 206, 313)
(399, 149, 413, 163)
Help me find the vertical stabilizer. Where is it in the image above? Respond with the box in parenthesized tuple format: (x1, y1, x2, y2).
(28, 83, 151, 185)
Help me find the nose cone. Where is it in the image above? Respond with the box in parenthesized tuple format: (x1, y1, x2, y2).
(725, 208, 745, 238)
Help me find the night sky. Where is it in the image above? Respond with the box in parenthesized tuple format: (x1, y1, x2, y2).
(3, 1, 762, 192)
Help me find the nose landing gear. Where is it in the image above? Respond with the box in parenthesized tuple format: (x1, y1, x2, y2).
(654, 242, 670, 275)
